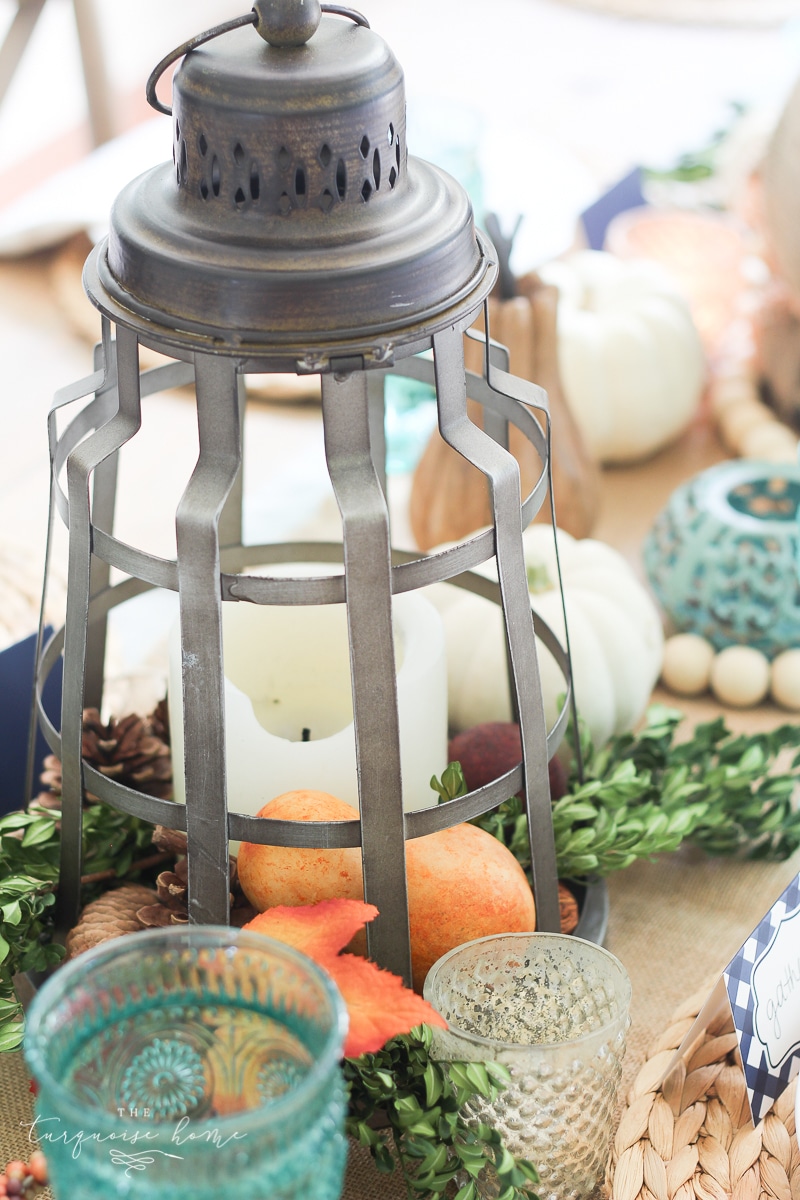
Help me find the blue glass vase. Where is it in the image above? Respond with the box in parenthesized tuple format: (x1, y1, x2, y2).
(23, 926, 349, 1200)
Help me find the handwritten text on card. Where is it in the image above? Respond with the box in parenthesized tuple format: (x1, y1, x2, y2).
(752, 904, 800, 1071)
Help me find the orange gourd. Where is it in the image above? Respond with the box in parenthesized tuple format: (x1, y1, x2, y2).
(237, 789, 536, 992)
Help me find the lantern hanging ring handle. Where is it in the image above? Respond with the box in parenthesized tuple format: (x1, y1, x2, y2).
(146, 13, 257, 116)
(146, 5, 370, 117)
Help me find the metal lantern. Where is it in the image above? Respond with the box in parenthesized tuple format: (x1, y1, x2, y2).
(32, 0, 578, 985)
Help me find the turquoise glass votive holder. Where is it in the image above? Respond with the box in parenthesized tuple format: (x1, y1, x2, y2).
(23, 926, 349, 1200)
(643, 460, 800, 656)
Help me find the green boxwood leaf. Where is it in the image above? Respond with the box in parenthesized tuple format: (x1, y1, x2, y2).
(21, 819, 59, 848)
(454, 1185, 477, 1200)
(1, 900, 21, 926)
(424, 1062, 443, 1107)
(0, 1019, 24, 1052)
(463, 1062, 491, 1095)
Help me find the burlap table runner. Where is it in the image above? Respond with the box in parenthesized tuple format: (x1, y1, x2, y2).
(3, 846, 799, 1198)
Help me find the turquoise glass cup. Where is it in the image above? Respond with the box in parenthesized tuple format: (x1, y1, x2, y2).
(23, 926, 349, 1200)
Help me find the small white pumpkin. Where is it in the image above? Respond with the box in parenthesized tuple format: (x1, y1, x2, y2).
(430, 526, 664, 749)
(538, 250, 706, 464)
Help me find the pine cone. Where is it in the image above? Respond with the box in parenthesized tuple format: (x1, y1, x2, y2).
(66, 883, 158, 958)
(29, 780, 62, 814)
(152, 825, 187, 856)
(156, 858, 188, 911)
(136, 830, 256, 929)
(136, 903, 189, 928)
(33, 705, 173, 808)
(149, 698, 171, 745)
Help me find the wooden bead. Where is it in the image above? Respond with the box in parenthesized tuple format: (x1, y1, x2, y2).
(770, 649, 800, 711)
(709, 374, 758, 416)
(739, 421, 799, 461)
(718, 400, 772, 452)
(710, 645, 771, 708)
(661, 634, 715, 697)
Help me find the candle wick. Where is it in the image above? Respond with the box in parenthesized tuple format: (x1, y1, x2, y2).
(302, 727, 311, 742)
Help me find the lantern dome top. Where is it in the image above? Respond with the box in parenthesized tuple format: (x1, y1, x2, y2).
(85, 9, 496, 370)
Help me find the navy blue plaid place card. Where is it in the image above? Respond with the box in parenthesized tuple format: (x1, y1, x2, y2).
(660, 871, 800, 1126)
(723, 871, 800, 1123)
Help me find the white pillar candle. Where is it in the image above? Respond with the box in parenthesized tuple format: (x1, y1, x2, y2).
(168, 583, 448, 828)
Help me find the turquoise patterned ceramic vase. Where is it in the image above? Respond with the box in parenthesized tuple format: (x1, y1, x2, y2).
(23, 927, 349, 1200)
(643, 460, 800, 656)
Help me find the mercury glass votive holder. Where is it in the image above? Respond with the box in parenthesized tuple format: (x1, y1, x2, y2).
(423, 932, 631, 1200)
(23, 926, 349, 1200)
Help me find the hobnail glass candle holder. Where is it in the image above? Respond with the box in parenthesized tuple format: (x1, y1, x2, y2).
(24, 926, 349, 1200)
(423, 932, 631, 1200)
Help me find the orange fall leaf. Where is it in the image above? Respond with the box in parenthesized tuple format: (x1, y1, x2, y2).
(243, 898, 446, 1058)
(327, 952, 446, 1058)
(245, 898, 379, 961)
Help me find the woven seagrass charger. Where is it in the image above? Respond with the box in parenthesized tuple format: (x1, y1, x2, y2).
(607, 985, 799, 1200)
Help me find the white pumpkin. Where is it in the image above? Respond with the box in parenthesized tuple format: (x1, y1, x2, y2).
(538, 250, 706, 464)
(430, 526, 664, 749)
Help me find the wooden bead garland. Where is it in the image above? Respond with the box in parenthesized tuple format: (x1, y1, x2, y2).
(710, 359, 799, 465)
(660, 634, 800, 711)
